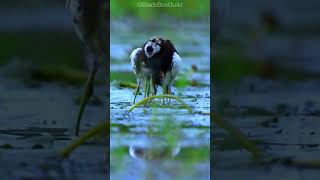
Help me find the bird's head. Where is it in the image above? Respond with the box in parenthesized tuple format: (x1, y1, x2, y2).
(143, 36, 164, 58)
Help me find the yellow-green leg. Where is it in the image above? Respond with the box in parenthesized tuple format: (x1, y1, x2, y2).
(146, 77, 151, 98)
(144, 78, 148, 98)
(167, 86, 172, 103)
(75, 58, 99, 136)
(148, 76, 156, 103)
(133, 81, 141, 104)
(162, 72, 172, 102)
(161, 83, 166, 103)
(150, 76, 157, 96)
(163, 84, 173, 103)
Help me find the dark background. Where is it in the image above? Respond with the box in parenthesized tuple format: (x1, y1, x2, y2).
(213, 0, 320, 179)
(0, 1, 107, 179)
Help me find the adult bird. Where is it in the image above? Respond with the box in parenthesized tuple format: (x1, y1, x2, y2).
(130, 37, 181, 103)
(66, 0, 107, 136)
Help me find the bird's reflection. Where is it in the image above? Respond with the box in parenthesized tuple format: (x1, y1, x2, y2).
(128, 137, 180, 160)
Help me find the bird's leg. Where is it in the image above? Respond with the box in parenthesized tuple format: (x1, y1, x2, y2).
(152, 83, 157, 96)
(164, 85, 173, 103)
(162, 72, 172, 102)
(161, 83, 166, 104)
(75, 56, 99, 136)
(150, 75, 153, 96)
(147, 76, 152, 104)
(143, 76, 151, 105)
(165, 85, 169, 103)
(162, 85, 170, 103)
(152, 84, 157, 104)
(167, 85, 172, 103)
(146, 78, 150, 98)
(149, 76, 157, 103)
(151, 75, 157, 96)
(161, 85, 170, 104)
(144, 77, 147, 98)
(133, 81, 141, 104)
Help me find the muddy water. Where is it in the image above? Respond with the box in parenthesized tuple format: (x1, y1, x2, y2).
(110, 19, 210, 179)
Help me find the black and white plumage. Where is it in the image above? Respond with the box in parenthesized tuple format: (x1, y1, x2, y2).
(130, 37, 181, 103)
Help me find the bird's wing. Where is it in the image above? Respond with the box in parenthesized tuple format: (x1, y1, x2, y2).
(67, 0, 84, 41)
(163, 52, 182, 88)
(130, 48, 142, 75)
(67, 0, 106, 55)
(171, 52, 182, 79)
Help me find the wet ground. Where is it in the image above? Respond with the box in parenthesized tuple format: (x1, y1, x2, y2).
(0, 5, 108, 178)
(110, 18, 210, 179)
(213, 0, 320, 178)
(0, 74, 107, 180)
(214, 77, 320, 179)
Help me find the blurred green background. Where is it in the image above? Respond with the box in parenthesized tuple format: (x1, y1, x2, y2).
(111, 0, 209, 20)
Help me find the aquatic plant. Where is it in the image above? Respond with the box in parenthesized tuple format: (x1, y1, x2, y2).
(59, 122, 108, 159)
(129, 95, 193, 112)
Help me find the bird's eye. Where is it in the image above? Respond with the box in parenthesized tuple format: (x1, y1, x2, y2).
(151, 39, 156, 43)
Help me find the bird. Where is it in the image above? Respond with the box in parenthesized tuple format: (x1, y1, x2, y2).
(130, 36, 181, 103)
(66, 0, 107, 136)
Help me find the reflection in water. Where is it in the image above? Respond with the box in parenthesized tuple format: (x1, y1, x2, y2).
(129, 137, 180, 160)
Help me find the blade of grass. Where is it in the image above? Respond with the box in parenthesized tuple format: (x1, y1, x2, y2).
(213, 114, 263, 161)
(59, 122, 108, 159)
(118, 81, 137, 89)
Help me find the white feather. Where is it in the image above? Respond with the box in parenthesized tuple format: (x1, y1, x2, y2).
(130, 48, 142, 75)
(144, 41, 161, 58)
(67, 0, 84, 41)
(171, 52, 182, 81)
(163, 52, 182, 94)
